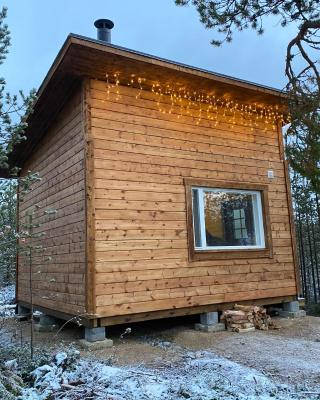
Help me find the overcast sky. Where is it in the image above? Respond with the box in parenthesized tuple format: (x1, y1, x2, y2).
(3, 0, 299, 96)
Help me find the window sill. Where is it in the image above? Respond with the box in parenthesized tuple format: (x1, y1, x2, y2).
(195, 246, 265, 251)
(189, 247, 273, 261)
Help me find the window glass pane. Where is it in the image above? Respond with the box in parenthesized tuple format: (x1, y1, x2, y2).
(203, 190, 258, 247)
(192, 189, 202, 247)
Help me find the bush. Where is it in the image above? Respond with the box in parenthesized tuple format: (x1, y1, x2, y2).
(0, 364, 24, 399)
(0, 344, 51, 381)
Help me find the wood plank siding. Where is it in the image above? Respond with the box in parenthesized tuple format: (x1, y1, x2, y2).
(10, 36, 297, 326)
(88, 79, 298, 319)
(17, 87, 86, 315)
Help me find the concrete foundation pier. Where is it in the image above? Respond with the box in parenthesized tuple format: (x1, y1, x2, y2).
(16, 304, 30, 315)
(195, 311, 225, 332)
(16, 304, 31, 322)
(279, 300, 306, 318)
(34, 314, 58, 332)
(79, 326, 113, 349)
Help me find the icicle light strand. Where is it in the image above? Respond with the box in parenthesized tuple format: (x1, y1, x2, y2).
(105, 73, 290, 130)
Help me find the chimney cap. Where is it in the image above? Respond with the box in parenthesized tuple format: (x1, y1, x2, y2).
(94, 19, 114, 30)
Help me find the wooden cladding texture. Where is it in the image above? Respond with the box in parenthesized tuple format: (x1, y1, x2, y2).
(89, 79, 298, 318)
(17, 87, 86, 315)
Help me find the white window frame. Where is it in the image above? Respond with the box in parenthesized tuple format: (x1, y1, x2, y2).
(192, 187, 266, 251)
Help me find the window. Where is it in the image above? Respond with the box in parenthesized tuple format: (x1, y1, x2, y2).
(192, 188, 265, 250)
(185, 179, 272, 261)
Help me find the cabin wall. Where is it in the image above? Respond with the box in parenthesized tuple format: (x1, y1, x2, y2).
(17, 86, 86, 315)
(88, 78, 298, 319)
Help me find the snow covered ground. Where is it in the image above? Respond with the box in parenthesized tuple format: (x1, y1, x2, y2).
(1, 284, 319, 399)
(0, 284, 15, 317)
(20, 349, 319, 400)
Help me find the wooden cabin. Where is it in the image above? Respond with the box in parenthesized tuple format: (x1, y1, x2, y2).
(7, 31, 300, 335)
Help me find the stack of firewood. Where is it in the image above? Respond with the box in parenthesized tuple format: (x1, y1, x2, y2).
(221, 304, 279, 333)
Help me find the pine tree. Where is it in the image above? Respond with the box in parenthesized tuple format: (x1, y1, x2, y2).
(0, 6, 36, 172)
(0, 6, 36, 288)
(175, 0, 320, 193)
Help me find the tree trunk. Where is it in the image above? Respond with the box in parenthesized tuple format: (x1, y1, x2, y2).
(306, 214, 318, 303)
(297, 211, 307, 300)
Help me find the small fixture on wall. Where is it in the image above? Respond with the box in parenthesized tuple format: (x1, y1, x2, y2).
(267, 170, 274, 179)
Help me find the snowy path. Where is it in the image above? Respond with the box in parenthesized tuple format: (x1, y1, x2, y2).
(21, 349, 320, 400)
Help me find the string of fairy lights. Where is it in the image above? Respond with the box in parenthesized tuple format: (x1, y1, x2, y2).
(105, 73, 289, 130)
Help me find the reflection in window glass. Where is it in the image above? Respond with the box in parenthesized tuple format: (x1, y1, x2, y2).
(192, 188, 265, 250)
(204, 191, 256, 247)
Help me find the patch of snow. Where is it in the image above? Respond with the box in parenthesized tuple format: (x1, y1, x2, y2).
(33, 310, 43, 317)
(20, 350, 320, 400)
(0, 284, 15, 306)
(142, 335, 177, 350)
(54, 352, 68, 366)
(98, 364, 121, 379)
(0, 284, 15, 317)
(4, 359, 18, 371)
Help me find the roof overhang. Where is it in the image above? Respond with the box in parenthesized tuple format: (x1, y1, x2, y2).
(1, 34, 288, 177)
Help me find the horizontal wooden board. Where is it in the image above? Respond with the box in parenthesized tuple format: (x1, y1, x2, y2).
(95, 270, 295, 295)
(17, 87, 87, 314)
(96, 287, 297, 316)
(94, 257, 294, 273)
(95, 198, 185, 211)
(91, 114, 280, 157)
(90, 79, 297, 318)
(94, 237, 290, 252)
(91, 80, 279, 134)
(93, 157, 285, 182)
(90, 93, 278, 143)
(93, 145, 285, 176)
(92, 125, 281, 163)
(95, 262, 295, 284)
(96, 279, 296, 306)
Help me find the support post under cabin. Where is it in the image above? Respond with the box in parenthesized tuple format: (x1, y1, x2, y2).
(78, 326, 114, 349)
(16, 304, 30, 321)
(279, 301, 306, 318)
(17, 304, 30, 316)
(34, 314, 58, 332)
(85, 326, 106, 342)
(195, 312, 225, 332)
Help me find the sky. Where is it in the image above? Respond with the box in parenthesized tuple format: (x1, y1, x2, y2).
(3, 0, 300, 96)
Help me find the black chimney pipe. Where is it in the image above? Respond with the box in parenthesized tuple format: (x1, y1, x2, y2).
(94, 19, 114, 43)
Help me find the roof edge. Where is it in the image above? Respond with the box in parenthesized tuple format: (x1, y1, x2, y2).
(37, 35, 77, 99)
(69, 33, 287, 99)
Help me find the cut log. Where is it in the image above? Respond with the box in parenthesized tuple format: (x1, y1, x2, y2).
(222, 304, 278, 333)
(234, 327, 256, 333)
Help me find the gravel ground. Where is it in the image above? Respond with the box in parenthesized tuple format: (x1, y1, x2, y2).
(3, 312, 320, 389)
(2, 285, 319, 398)
(21, 348, 317, 400)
